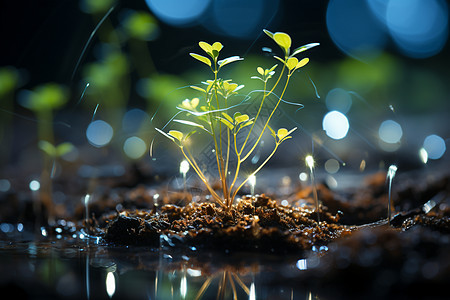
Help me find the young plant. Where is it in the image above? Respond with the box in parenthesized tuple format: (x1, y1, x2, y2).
(155, 30, 318, 210)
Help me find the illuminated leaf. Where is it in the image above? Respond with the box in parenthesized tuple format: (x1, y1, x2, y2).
(218, 56, 243, 68)
(257, 67, 264, 76)
(212, 42, 223, 53)
(273, 32, 291, 55)
(251, 76, 264, 81)
(273, 56, 285, 65)
(295, 58, 309, 70)
(173, 119, 211, 134)
(199, 41, 212, 55)
(219, 118, 234, 130)
(190, 85, 206, 93)
(277, 128, 289, 140)
(291, 43, 320, 57)
(168, 130, 184, 142)
(155, 128, 174, 142)
(263, 29, 274, 39)
(190, 53, 211, 67)
(191, 97, 199, 108)
(235, 114, 249, 124)
(222, 112, 233, 123)
(286, 57, 299, 71)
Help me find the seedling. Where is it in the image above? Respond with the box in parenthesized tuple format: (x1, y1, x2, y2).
(156, 30, 318, 210)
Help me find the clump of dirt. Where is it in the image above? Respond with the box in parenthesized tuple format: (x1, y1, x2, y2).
(101, 194, 354, 254)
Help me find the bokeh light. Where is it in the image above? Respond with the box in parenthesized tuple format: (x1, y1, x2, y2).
(123, 136, 147, 159)
(145, 0, 210, 26)
(423, 134, 446, 160)
(86, 120, 114, 148)
(324, 159, 340, 174)
(0, 179, 11, 192)
(326, 0, 387, 58)
(122, 108, 151, 134)
(29, 180, 40, 191)
(378, 120, 402, 144)
(385, 0, 448, 58)
(325, 88, 352, 113)
(322, 111, 350, 140)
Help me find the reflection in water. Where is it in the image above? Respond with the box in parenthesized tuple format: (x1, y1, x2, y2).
(0, 236, 324, 299)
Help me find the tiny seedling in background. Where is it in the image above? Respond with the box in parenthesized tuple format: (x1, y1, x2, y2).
(156, 30, 319, 210)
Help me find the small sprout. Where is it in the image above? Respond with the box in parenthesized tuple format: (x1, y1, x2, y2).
(276, 127, 297, 143)
(386, 165, 398, 225)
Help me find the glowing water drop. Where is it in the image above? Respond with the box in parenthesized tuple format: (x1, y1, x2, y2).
(106, 272, 116, 298)
(386, 165, 397, 225)
(248, 174, 256, 196)
(306, 155, 320, 222)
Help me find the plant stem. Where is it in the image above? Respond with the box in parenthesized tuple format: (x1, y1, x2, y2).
(241, 73, 291, 163)
(232, 143, 279, 200)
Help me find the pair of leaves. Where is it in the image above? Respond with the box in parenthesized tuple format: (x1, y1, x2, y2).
(264, 30, 320, 58)
(179, 98, 199, 111)
(190, 41, 243, 70)
(268, 126, 297, 144)
(155, 128, 196, 145)
(220, 112, 253, 132)
(252, 64, 278, 82)
(38, 140, 74, 158)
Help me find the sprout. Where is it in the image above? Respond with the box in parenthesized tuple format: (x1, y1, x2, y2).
(155, 30, 319, 209)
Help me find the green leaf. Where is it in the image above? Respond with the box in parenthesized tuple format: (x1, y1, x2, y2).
(218, 56, 243, 68)
(55, 142, 75, 157)
(168, 130, 184, 142)
(286, 57, 299, 71)
(263, 29, 274, 39)
(199, 41, 212, 55)
(212, 42, 223, 52)
(268, 64, 278, 73)
(190, 85, 207, 93)
(235, 114, 249, 124)
(273, 32, 291, 55)
(295, 58, 309, 70)
(222, 112, 234, 123)
(233, 112, 242, 120)
(291, 43, 320, 57)
(190, 53, 211, 67)
(241, 119, 254, 128)
(38, 140, 56, 157)
(257, 67, 264, 76)
(273, 56, 285, 65)
(277, 128, 289, 140)
(155, 127, 174, 142)
(173, 119, 211, 134)
(219, 118, 234, 130)
(251, 76, 264, 82)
